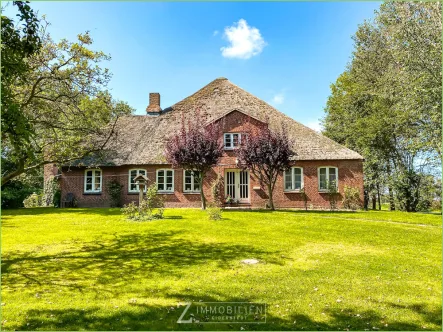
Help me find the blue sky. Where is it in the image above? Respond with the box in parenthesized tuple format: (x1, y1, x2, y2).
(4, 1, 380, 131)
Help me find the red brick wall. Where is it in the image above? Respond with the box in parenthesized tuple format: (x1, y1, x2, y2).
(56, 111, 363, 209)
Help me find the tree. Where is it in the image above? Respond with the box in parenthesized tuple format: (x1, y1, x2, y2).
(323, 2, 442, 212)
(1, 13, 133, 185)
(164, 111, 224, 210)
(235, 123, 295, 210)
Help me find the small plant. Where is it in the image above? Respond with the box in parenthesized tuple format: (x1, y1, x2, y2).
(225, 195, 234, 204)
(107, 179, 123, 207)
(326, 180, 339, 211)
(23, 192, 43, 208)
(121, 183, 165, 221)
(342, 186, 362, 211)
(207, 203, 222, 220)
(300, 187, 308, 211)
(211, 174, 224, 207)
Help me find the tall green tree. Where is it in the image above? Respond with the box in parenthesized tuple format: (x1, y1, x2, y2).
(323, 2, 441, 212)
(1, 9, 133, 185)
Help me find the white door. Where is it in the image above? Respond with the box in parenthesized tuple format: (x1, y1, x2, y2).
(225, 170, 249, 203)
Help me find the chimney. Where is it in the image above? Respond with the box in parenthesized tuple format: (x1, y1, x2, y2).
(146, 92, 162, 115)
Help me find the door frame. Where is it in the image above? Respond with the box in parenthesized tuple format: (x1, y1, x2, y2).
(224, 169, 250, 203)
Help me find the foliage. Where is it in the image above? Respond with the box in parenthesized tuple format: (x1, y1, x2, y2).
(206, 203, 222, 220)
(106, 179, 123, 208)
(235, 122, 295, 210)
(323, 2, 442, 211)
(43, 176, 60, 207)
(121, 184, 164, 220)
(326, 180, 339, 211)
(2, 208, 441, 331)
(342, 186, 362, 211)
(300, 187, 308, 211)
(1, 163, 42, 208)
(164, 109, 224, 210)
(1, 10, 133, 185)
(23, 192, 43, 208)
(210, 174, 224, 207)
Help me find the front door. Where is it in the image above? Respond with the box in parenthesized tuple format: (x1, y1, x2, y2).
(225, 169, 249, 203)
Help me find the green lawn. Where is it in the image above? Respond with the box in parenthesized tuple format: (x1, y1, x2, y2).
(1, 208, 441, 331)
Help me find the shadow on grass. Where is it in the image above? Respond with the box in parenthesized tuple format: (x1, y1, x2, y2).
(15, 300, 442, 331)
(2, 231, 285, 294)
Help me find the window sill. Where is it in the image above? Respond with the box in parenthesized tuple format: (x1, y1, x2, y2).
(158, 191, 175, 195)
(284, 190, 303, 193)
(183, 192, 201, 195)
(83, 192, 102, 195)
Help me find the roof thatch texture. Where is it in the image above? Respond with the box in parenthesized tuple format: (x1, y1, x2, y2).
(79, 78, 362, 166)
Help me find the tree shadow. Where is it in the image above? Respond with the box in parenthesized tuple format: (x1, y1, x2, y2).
(2, 231, 285, 295)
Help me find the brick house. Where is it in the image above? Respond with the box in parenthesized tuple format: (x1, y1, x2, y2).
(45, 78, 364, 209)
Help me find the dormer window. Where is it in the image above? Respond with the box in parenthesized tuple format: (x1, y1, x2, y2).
(224, 133, 244, 150)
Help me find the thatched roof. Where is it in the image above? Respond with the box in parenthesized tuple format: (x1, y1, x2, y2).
(84, 78, 362, 166)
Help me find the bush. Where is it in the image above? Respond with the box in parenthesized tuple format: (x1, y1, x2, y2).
(121, 183, 165, 221)
(211, 174, 224, 207)
(207, 203, 222, 220)
(107, 179, 123, 207)
(342, 186, 362, 211)
(23, 192, 43, 208)
(326, 180, 339, 211)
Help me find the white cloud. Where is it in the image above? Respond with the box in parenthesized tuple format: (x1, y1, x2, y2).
(213, 30, 219, 36)
(220, 19, 267, 59)
(272, 93, 285, 105)
(305, 120, 322, 133)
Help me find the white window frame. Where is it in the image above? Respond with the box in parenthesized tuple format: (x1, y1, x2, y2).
(156, 169, 174, 193)
(284, 167, 304, 192)
(183, 170, 201, 193)
(84, 169, 102, 193)
(224, 133, 242, 150)
(128, 169, 147, 193)
(318, 166, 338, 192)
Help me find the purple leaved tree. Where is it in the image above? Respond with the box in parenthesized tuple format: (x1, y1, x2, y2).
(165, 111, 224, 210)
(235, 123, 295, 210)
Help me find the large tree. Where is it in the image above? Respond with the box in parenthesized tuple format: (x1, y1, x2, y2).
(323, 2, 442, 211)
(165, 112, 224, 210)
(1, 9, 133, 185)
(235, 123, 295, 210)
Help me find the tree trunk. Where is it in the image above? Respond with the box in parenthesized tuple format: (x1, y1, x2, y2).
(200, 171, 206, 210)
(377, 185, 381, 210)
(372, 194, 377, 210)
(267, 183, 275, 210)
(388, 186, 395, 211)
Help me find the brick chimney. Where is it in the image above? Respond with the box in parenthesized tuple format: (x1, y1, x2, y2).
(146, 93, 162, 115)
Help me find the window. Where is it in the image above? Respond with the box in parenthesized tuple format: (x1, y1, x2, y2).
(156, 169, 174, 192)
(84, 169, 102, 193)
(128, 169, 147, 193)
(224, 133, 243, 149)
(284, 167, 303, 191)
(318, 167, 338, 191)
(183, 170, 201, 193)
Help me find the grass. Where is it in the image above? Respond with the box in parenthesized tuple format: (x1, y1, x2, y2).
(1, 208, 441, 331)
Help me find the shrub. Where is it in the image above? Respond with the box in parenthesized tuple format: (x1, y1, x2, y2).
(121, 183, 165, 221)
(207, 203, 222, 220)
(342, 186, 362, 211)
(211, 174, 224, 207)
(326, 180, 339, 211)
(300, 187, 308, 211)
(107, 179, 123, 207)
(23, 192, 43, 208)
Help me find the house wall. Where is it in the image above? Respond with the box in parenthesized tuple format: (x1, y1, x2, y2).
(54, 111, 364, 209)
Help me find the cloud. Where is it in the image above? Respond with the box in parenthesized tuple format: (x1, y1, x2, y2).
(272, 93, 285, 105)
(220, 19, 267, 59)
(213, 30, 219, 36)
(305, 120, 322, 133)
